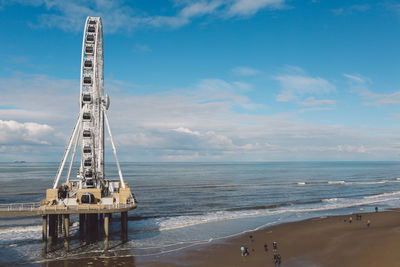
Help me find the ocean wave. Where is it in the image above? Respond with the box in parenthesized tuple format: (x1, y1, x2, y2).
(0, 225, 41, 235)
(322, 198, 344, 202)
(0, 224, 79, 244)
(346, 181, 387, 185)
(132, 193, 400, 233)
(227, 203, 288, 212)
(364, 191, 400, 199)
(295, 180, 394, 186)
(327, 181, 346, 184)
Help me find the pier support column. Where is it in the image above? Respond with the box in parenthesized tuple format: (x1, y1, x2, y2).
(104, 213, 110, 251)
(64, 214, 70, 239)
(58, 214, 63, 236)
(104, 213, 110, 237)
(63, 214, 70, 251)
(121, 212, 128, 241)
(87, 214, 98, 242)
(79, 214, 85, 241)
(99, 213, 104, 225)
(42, 215, 47, 242)
(48, 214, 57, 244)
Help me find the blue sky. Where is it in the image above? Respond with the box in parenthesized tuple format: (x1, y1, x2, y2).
(1, 0, 400, 162)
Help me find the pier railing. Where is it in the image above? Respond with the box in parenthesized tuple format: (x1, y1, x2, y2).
(0, 202, 41, 212)
(0, 202, 136, 215)
(39, 203, 136, 211)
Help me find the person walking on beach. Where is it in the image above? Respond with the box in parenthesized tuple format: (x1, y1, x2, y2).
(277, 253, 282, 265)
(240, 246, 249, 256)
(264, 243, 268, 252)
(375, 206, 379, 212)
(273, 252, 281, 266)
(367, 220, 370, 227)
(273, 241, 277, 251)
(349, 216, 352, 223)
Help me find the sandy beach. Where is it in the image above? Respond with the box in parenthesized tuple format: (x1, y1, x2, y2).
(139, 210, 400, 267)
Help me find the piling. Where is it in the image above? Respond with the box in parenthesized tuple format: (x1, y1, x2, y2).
(79, 214, 85, 241)
(121, 211, 128, 241)
(48, 214, 57, 243)
(99, 213, 104, 224)
(64, 214, 70, 239)
(42, 215, 47, 241)
(104, 213, 110, 237)
(87, 214, 98, 242)
(58, 214, 63, 235)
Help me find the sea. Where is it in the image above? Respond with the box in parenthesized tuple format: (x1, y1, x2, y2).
(1, 161, 400, 266)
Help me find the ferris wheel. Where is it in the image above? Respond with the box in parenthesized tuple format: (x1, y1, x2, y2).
(52, 16, 125, 192)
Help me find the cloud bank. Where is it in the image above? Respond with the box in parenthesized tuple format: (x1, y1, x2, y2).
(1, 71, 399, 161)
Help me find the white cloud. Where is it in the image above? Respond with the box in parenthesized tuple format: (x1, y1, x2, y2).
(0, 72, 77, 124)
(232, 66, 261, 76)
(337, 144, 367, 153)
(192, 78, 260, 109)
(0, 120, 54, 145)
(344, 73, 400, 106)
(179, 0, 223, 18)
(300, 97, 335, 106)
(343, 73, 369, 84)
(363, 91, 400, 106)
(332, 4, 370, 16)
(275, 74, 336, 102)
(227, 0, 285, 16)
(174, 127, 201, 136)
(5, 0, 288, 32)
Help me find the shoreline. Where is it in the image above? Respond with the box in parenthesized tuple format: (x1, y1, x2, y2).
(138, 209, 400, 266)
(19, 209, 400, 266)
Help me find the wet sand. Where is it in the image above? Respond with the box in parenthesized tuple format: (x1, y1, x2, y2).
(142, 210, 400, 267)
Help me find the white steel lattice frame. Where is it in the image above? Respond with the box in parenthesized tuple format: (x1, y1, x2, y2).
(53, 16, 125, 190)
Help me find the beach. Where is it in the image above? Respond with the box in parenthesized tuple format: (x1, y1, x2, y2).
(144, 210, 400, 267)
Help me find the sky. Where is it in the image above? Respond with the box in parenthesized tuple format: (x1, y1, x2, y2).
(0, 0, 400, 162)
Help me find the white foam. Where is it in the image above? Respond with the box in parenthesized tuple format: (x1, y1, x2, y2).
(0, 225, 42, 243)
(0, 225, 41, 235)
(364, 191, 400, 199)
(148, 192, 400, 232)
(0, 224, 79, 244)
(297, 182, 306, 185)
(328, 180, 345, 184)
(322, 198, 343, 202)
(347, 181, 386, 185)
